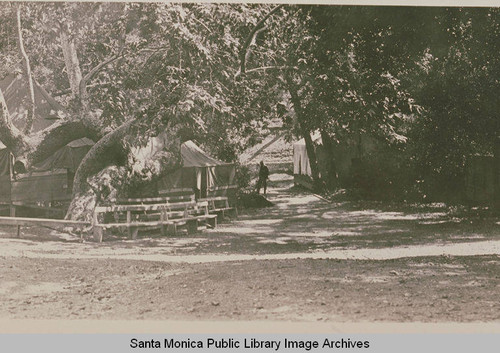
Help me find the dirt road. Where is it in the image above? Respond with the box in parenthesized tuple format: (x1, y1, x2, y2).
(0, 176, 499, 325)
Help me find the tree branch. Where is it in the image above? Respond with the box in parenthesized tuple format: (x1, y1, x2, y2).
(53, 82, 112, 97)
(0, 88, 30, 157)
(191, 16, 211, 33)
(17, 4, 36, 134)
(245, 65, 297, 75)
(79, 52, 124, 97)
(237, 5, 284, 77)
(77, 29, 127, 111)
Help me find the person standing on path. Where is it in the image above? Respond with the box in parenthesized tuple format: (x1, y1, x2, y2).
(257, 161, 269, 195)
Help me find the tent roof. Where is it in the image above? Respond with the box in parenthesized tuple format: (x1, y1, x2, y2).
(181, 140, 228, 167)
(65, 137, 94, 148)
(0, 73, 66, 132)
(0, 140, 10, 176)
(32, 138, 94, 172)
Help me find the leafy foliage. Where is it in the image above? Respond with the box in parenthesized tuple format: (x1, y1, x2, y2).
(1, 3, 499, 206)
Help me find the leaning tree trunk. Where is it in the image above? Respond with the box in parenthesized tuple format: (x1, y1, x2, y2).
(320, 129, 338, 189)
(16, 4, 35, 135)
(286, 81, 322, 192)
(0, 89, 30, 157)
(301, 130, 322, 192)
(65, 119, 136, 220)
(28, 119, 103, 165)
(2, 88, 96, 163)
(59, 27, 83, 100)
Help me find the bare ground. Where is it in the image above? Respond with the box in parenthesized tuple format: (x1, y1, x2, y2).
(0, 175, 499, 324)
(0, 255, 499, 322)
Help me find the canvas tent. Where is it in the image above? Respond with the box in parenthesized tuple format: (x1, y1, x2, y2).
(293, 132, 322, 178)
(0, 73, 65, 132)
(293, 130, 393, 190)
(10, 138, 94, 205)
(0, 140, 12, 177)
(159, 140, 236, 199)
(293, 139, 312, 177)
(32, 138, 94, 172)
(0, 141, 12, 204)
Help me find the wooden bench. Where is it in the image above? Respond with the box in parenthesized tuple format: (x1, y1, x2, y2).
(92, 200, 217, 242)
(0, 216, 90, 237)
(198, 196, 237, 219)
(158, 187, 194, 197)
(117, 194, 195, 205)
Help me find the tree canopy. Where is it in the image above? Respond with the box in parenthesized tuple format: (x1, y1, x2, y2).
(1, 3, 499, 217)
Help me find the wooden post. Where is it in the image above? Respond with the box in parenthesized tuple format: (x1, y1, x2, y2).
(126, 210, 131, 238)
(16, 225, 20, 237)
(131, 227, 138, 240)
(187, 220, 198, 234)
(92, 211, 103, 242)
(167, 223, 177, 235)
(93, 226, 103, 243)
(160, 209, 166, 236)
(207, 216, 217, 229)
(9, 205, 15, 217)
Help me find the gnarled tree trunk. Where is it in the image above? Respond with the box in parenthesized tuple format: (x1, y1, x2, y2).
(66, 119, 135, 220)
(28, 120, 102, 165)
(2, 87, 101, 168)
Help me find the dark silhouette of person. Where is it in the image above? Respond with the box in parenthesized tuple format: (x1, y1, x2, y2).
(257, 161, 269, 195)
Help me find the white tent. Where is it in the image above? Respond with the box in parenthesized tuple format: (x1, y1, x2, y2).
(292, 132, 321, 177)
(159, 140, 235, 198)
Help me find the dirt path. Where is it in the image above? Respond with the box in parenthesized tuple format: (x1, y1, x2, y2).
(1, 238, 499, 263)
(1, 175, 498, 263)
(0, 175, 498, 324)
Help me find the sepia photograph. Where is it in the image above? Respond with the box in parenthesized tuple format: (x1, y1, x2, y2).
(0, 0, 499, 336)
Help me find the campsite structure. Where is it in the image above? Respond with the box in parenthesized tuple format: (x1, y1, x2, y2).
(0, 73, 68, 215)
(0, 138, 94, 217)
(91, 139, 238, 241)
(0, 73, 65, 132)
(10, 138, 94, 212)
(133, 135, 237, 201)
(293, 132, 382, 190)
(159, 140, 237, 201)
(293, 133, 321, 189)
(0, 74, 92, 216)
(0, 141, 13, 207)
(0, 73, 237, 239)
